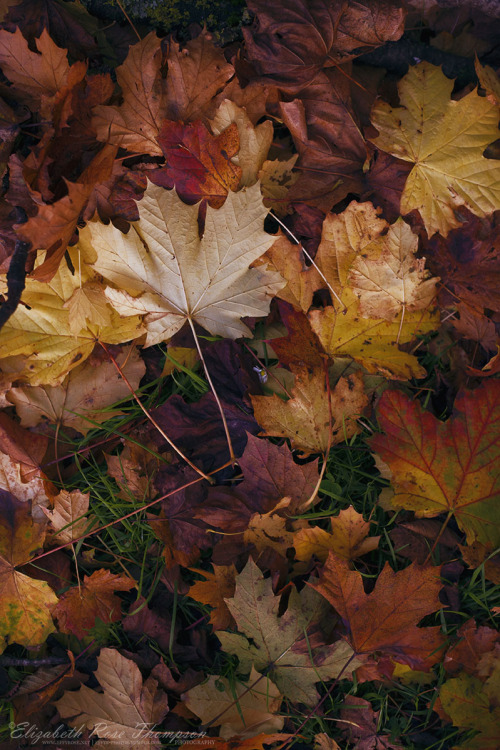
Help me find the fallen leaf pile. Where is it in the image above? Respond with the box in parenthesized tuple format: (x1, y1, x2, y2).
(0, 1, 499, 748)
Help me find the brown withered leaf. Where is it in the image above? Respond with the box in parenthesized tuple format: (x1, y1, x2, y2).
(260, 232, 322, 313)
(0, 27, 71, 110)
(243, 0, 405, 91)
(54, 648, 168, 749)
(151, 120, 242, 208)
(312, 553, 445, 672)
(340, 695, 405, 750)
(105, 442, 159, 502)
(92, 32, 165, 155)
(188, 564, 237, 630)
(294, 506, 380, 563)
(271, 303, 325, 371)
(53, 569, 136, 639)
(444, 619, 499, 677)
(280, 69, 368, 211)
(164, 29, 235, 123)
(43, 489, 90, 544)
(251, 367, 368, 456)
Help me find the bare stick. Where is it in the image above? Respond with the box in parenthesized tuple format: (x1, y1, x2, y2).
(99, 341, 213, 483)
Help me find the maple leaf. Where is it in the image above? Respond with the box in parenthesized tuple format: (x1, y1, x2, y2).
(437, 673, 500, 750)
(260, 232, 322, 313)
(369, 380, 500, 546)
(340, 695, 405, 750)
(92, 32, 165, 156)
(312, 553, 445, 672)
(0, 27, 71, 110)
(251, 368, 368, 456)
(151, 120, 242, 208)
(217, 558, 360, 705)
(164, 29, 235, 123)
(54, 648, 168, 749)
(370, 62, 500, 237)
(188, 564, 237, 630)
(243, 0, 405, 91)
(294, 506, 380, 563)
(80, 181, 284, 346)
(0, 254, 144, 386)
(43, 488, 90, 544)
(210, 99, 274, 188)
(183, 666, 284, 739)
(52, 569, 136, 639)
(444, 619, 499, 677)
(7, 344, 146, 435)
(0, 490, 58, 652)
(279, 69, 369, 211)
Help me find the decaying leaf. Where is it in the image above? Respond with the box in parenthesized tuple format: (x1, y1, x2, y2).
(251, 368, 368, 456)
(312, 553, 445, 672)
(183, 666, 284, 739)
(294, 506, 380, 563)
(52, 569, 136, 638)
(43, 489, 90, 544)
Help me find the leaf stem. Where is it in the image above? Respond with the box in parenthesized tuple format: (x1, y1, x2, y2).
(187, 317, 236, 465)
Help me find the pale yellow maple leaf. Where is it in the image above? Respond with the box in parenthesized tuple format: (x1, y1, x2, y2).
(183, 666, 284, 739)
(0, 258, 144, 386)
(63, 282, 112, 336)
(348, 216, 438, 321)
(0, 451, 49, 522)
(54, 648, 167, 749)
(79, 181, 285, 346)
(210, 99, 274, 187)
(7, 345, 145, 435)
(370, 61, 500, 237)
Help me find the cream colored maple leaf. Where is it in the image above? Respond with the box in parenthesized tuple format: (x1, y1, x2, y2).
(43, 489, 90, 544)
(184, 666, 284, 739)
(7, 345, 145, 435)
(79, 181, 285, 346)
(54, 648, 167, 749)
(348, 217, 438, 321)
(63, 282, 112, 335)
(370, 61, 500, 237)
(0, 259, 144, 386)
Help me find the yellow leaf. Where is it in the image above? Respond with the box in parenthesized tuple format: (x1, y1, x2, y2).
(251, 368, 368, 456)
(370, 61, 500, 237)
(0, 261, 144, 386)
(294, 506, 380, 563)
(63, 282, 112, 335)
(309, 288, 437, 379)
(79, 181, 285, 346)
(261, 231, 322, 313)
